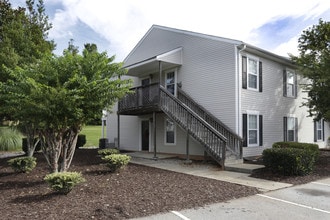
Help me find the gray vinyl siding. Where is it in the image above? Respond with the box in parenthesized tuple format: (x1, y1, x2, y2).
(125, 27, 238, 131)
(241, 57, 286, 156)
(155, 114, 205, 156)
(241, 55, 328, 157)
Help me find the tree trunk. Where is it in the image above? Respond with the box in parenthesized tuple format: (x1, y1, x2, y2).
(40, 127, 80, 173)
(59, 128, 79, 172)
(40, 129, 63, 173)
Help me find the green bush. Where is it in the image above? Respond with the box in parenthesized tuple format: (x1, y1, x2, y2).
(0, 127, 22, 151)
(98, 148, 119, 157)
(102, 154, 131, 172)
(7, 156, 37, 173)
(44, 172, 85, 194)
(263, 148, 316, 176)
(76, 134, 86, 148)
(272, 142, 319, 160)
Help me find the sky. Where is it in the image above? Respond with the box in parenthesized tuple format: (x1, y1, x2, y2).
(10, 0, 330, 62)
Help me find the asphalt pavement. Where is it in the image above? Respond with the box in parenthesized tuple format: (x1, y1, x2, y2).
(128, 153, 330, 220)
(132, 177, 330, 220)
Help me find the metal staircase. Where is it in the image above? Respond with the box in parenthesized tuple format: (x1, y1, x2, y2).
(160, 86, 242, 168)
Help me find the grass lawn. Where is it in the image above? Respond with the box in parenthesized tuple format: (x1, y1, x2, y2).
(80, 125, 105, 147)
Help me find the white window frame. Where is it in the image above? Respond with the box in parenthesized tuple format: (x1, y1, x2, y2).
(286, 69, 296, 98)
(165, 69, 177, 96)
(247, 111, 259, 147)
(316, 120, 323, 141)
(287, 116, 296, 142)
(247, 56, 259, 91)
(164, 118, 176, 145)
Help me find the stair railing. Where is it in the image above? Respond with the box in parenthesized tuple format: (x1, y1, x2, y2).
(159, 86, 227, 167)
(177, 88, 243, 159)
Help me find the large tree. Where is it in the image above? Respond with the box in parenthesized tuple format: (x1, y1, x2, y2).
(0, 0, 54, 82)
(1, 44, 131, 172)
(291, 19, 330, 121)
(0, 0, 55, 154)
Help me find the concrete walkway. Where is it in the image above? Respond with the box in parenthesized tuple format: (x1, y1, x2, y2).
(127, 152, 292, 192)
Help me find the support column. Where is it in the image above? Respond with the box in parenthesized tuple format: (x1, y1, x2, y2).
(153, 111, 157, 160)
(117, 113, 120, 150)
(159, 61, 163, 86)
(185, 117, 192, 164)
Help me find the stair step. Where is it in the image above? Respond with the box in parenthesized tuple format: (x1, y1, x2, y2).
(225, 163, 264, 174)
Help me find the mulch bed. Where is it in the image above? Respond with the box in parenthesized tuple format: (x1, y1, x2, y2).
(0, 148, 329, 219)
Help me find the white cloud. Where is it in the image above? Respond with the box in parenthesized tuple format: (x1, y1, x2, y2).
(19, 0, 330, 60)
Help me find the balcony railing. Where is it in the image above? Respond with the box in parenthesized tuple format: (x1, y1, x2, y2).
(118, 83, 160, 115)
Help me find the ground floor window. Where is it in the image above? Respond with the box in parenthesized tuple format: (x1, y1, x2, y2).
(165, 118, 175, 144)
(284, 116, 298, 142)
(315, 120, 324, 142)
(242, 112, 263, 147)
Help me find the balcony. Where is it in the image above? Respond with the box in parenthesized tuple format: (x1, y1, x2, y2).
(118, 83, 161, 115)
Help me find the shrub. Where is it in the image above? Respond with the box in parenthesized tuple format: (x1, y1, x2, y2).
(76, 134, 86, 148)
(44, 172, 85, 194)
(98, 148, 119, 157)
(102, 154, 131, 172)
(263, 148, 315, 176)
(7, 156, 37, 173)
(0, 127, 22, 151)
(272, 142, 319, 160)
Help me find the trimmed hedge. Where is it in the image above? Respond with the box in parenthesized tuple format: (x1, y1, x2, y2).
(263, 142, 319, 176)
(8, 156, 37, 173)
(272, 142, 319, 160)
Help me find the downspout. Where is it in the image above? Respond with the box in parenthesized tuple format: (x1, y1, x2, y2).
(236, 43, 246, 137)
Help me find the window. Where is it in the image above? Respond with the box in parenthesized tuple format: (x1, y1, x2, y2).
(242, 56, 262, 92)
(284, 116, 298, 142)
(242, 112, 263, 147)
(248, 114, 258, 145)
(314, 120, 324, 142)
(165, 118, 175, 144)
(166, 71, 175, 95)
(284, 69, 297, 98)
(248, 58, 258, 90)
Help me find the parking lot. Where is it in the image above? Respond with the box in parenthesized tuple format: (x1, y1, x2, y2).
(133, 178, 330, 220)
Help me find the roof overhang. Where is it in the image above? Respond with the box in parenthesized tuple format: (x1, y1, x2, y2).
(239, 44, 296, 68)
(123, 47, 183, 77)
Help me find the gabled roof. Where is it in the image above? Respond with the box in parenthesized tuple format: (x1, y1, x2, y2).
(123, 25, 242, 64)
(124, 24, 294, 69)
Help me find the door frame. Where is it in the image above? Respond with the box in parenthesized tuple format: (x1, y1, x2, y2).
(141, 119, 150, 151)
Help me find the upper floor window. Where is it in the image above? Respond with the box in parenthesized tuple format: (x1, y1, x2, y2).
(166, 71, 175, 95)
(248, 58, 258, 90)
(283, 69, 297, 98)
(242, 56, 262, 92)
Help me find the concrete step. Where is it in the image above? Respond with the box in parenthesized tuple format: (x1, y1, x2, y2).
(225, 163, 265, 174)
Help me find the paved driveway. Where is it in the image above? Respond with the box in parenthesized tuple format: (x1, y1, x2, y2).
(132, 178, 330, 220)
